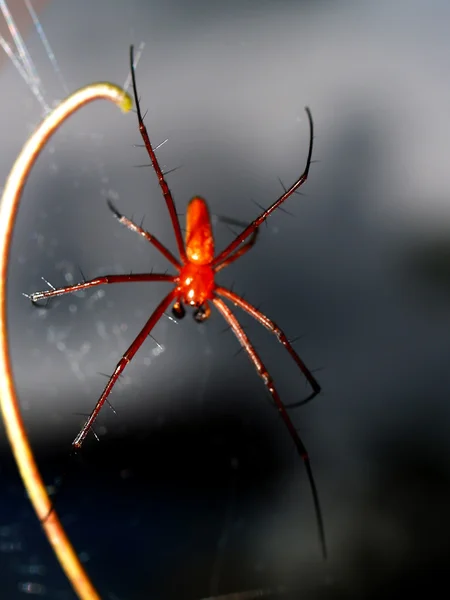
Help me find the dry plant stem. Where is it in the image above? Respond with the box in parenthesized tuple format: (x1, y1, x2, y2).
(0, 83, 132, 600)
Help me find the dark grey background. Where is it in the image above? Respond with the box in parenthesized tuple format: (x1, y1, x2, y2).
(1, 0, 450, 598)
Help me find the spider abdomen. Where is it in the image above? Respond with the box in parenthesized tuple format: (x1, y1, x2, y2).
(185, 196, 214, 265)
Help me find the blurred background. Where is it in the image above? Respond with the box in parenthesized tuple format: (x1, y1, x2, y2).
(1, 0, 450, 598)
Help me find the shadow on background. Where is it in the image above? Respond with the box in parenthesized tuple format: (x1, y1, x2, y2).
(1, 395, 450, 600)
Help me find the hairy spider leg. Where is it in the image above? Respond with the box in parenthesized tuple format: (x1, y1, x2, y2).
(130, 45, 187, 263)
(28, 274, 176, 446)
(211, 107, 314, 268)
(214, 228, 259, 272)
(72, 289, 177, 448)
(212, 296, 327, 560)
(106, 198, 181, 269)
(27, 45, 324, 558)
(216, 287, 321, 402)
(27, 273, 175, 303)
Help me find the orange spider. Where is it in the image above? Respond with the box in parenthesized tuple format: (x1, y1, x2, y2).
(27, 46, 326, 559)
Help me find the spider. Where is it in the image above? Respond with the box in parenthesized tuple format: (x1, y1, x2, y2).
(26, 46, 326, 559)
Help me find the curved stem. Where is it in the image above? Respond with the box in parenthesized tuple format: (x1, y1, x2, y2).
(0, 82, 132, 600)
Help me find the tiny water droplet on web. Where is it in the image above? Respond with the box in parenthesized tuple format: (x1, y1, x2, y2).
(18, 563, 46, 576)
(78, 551, 90, 563)
(18, 581, 46, 595)
(0, 540, 22, 552)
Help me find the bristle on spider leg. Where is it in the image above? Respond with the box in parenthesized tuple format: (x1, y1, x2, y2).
(162, 165, 182, 177)
(163, 312, 179, 325)
(148, 333, 163, 350)
(288, 334, 306, 344)
(225, 223, 239, 236)
(133, 138, 167, 152)
(41, 276, 56, 290)
(77, 266, 87, 283)
(72, 413, 101, 442)
(269, 182, 297, 216)
(277, 205, 295, 216)
(155, 138, 168, 151)
(25, 276, 57, 307)
(105, 399, 117, 415)
(249, 199, 269, 228)
(80, 383, 118, 415)
(97, 371, 125, 383)
(277, 176, 287, 193)
(309, 366, 325, 377)
(233, 345, 246, 358)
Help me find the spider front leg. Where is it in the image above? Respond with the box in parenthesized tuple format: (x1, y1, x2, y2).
(214, 228, 259, 273)
(73, 289, 176, 448)
(212, 107, 314, 268)
(25, 273, 176, 305)
(129, 45, 187, 263)
(216, 287, 320, 404)
(106, 199, 181, 269)
(212, 296, 327, 560)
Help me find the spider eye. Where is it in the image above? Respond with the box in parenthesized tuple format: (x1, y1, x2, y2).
(193, 303, 211, 323)
(172, 301, 185, 320)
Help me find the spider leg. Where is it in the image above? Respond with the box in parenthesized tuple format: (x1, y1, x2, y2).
(216, 287, 320, 404)
(214, 229, 258, 272)
(73, 289, 177, 448)
(213, 214, 259, 272)
(214, 219, 259, 272)
(212, 296, 327, 560)
(129, 45, 187, 263)
(212, 107, 314, 268)
(106, 199, 181, 269)
(25, 273, 176, 304)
